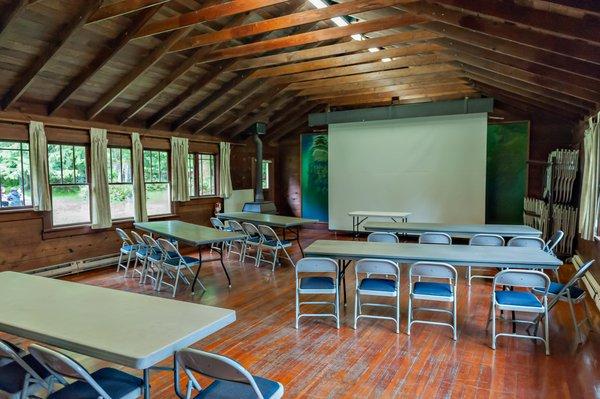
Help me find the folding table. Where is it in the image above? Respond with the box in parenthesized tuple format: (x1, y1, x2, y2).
(348, 211, 411, 237)
(363, 222, 542, 238)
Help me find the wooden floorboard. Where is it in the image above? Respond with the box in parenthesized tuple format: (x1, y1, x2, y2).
(5, 228, 600, 398)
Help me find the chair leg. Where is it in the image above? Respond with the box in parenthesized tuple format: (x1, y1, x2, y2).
(283, 248, 295, 267)
(353, 291, 359, 330)
(553, 269, 561, 283)
(544, 309, 550, 355)
(407, 294, 412, 335)
(567, 298, 581, 343)
(295, 288, 299, 329)
(172, 269, 180, 298)
(396, 293, 400, 334)
(255, 247, 262, 268)
(336, 287, 340, 330)
(271, 248, 279, 272)
(491, 305, 497, 350)
(467, 266, 472, 286)
(452, 298, 457, 341)
(583, 299, 594, 332)
(117, 251, 124, 272)
(123, 251, 133, 276)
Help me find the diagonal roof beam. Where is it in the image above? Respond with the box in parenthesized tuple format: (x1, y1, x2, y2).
(543, 0, 600, 15)
(326, 84, 476, 106)
(228, 95, 298, 139)
(134, 0, 289, 39)
(267, 103, 323, 144)
(49, 5, 163, 115)
(0, 0, 27, 43)
(87, 0, 169, 24)
(1, 0, 102, 110)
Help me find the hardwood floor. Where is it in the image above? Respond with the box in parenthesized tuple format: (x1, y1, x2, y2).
(7, 228, 600, 398)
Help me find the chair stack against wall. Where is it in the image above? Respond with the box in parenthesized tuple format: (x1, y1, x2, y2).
(524, 149, 579, 256)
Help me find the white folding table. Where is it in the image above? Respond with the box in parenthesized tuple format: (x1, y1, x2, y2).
(348, 211, 411, 237)
(0, 272, 235, 398)
(363, 222, 543, 238)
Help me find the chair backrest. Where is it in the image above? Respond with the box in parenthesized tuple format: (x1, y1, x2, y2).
(29, 344, 110, 397)
(228, 220, 245, 234)
(545, 230, 564, 255)
(507, 236, 545, 249)
(210, 217, 225, 230)
(0, 341, 48, 387)
(469, 234, 505, 247)
(367, 232, 399, 244)
(158, 238, 181, 261)
(242, 222, 261, 237)
(143, 234, 163, 259)
(493, 270, 550, 292)
(355, 258, 399, 278)
(115, 228, 133, 246)
(176, 348, 265, 399)
(258, 225, 279, 242)
(410, 261, 457, 281)
(419, 232, 452, 245)
(552, 260, 595, 303)
(130, 230, 146, 246)
(296, 257, 337, 274)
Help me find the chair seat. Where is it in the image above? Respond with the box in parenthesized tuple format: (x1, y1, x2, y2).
(164, 256, 199, 267)
(247, 236, 262, 244)
(263, 239, 291, 248)
(300, 276, 335, 290)
(495, 290, 543, 308)
(135, 248, 148, 257)
(533, 282, 585, 300)
(194, 376, 283, 399)
(48, 368, 143, 399)
(412, 281, 452, 297)
(0, 354, 50, 394)
(121, 244, 135, 254)
(359, 278, 396, 293)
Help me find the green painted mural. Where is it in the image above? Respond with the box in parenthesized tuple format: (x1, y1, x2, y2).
(301, 134, 328, 222)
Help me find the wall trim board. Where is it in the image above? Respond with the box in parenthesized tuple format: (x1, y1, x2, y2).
(309, 97, 494, 126)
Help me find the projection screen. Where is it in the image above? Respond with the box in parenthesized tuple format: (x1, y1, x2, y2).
(328, 113, 488, 231)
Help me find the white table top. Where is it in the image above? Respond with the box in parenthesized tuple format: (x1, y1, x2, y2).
(135, 220, 245, 246)
(218, 212, 317, 227)
(363, 222, 542, 237)
(349, 211, 412, 218)
(0, 272, 235, 369)
(304, 240, 561, 269)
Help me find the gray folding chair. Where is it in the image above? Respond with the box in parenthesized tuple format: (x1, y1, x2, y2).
(115, 228, 137, 277)
(544, 230, 565, 282)
(295, 257, 340, 329)
(176, 348, 284, 399)
(408, 262, 458, 340)
(129, 231, 150, 281)
(367, 232, 399, 243)
(0, 340, 54, 399)
(487, 270, 551, 355)
(141, 234, 164, 288)
(257, 225, 295, 271)
(209, 217, 227, 253)
(467, 234, 505, 286)
(419, 232, 452, 245)
(157, 238, 204, 297)
(227, 220, 247, 262)
(242, 222, 263, 266)
(531, 259, 595, 345)
(507, 236, 545, 249)
(29, 344, 144, 399)
(354, 259, 401, 333)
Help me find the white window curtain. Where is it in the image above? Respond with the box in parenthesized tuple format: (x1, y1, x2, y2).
(131, 133, 148, 222)
(219, 142, 233, 199)
(90, 128, 112, 229)
(28, 121, 52, 211)
(171, 137, 190, 202)
(578, 112, 600, 241)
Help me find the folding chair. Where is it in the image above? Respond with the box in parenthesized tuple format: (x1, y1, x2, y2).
(176, 348, 283, 399)
(408, 262, 458, 340)
(467, 234, 505, 286)
(295, 257, 340, 329)
(115, 228, 137, 276)
(507, 236, 545, 249)
(419, 232, 452, 245)
(29, 344, 144, 399)
(227, 220, 247, 262)
(157, 238, 204, 297)
(141, 234, 164, 288)
(0, 340, 54, 399)
(544, 230, 565, 282)
(354, 259, 401, 333)
(257, 225, 295, 272)
(367, 232, 399, 244)
(487, 270, 551, 355)
(129, 231, 148, 280)
(242, 222, 263, 266)
(210, 217, 231, 253)
(531, 259, 595, 345)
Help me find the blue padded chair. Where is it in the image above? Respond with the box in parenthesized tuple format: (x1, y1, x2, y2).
(209, 217, 228, 253)
(532, 259, 595, 345)
(28, 344, 144, 399)
(242, 222, 263, 267)
(141, 234, 164, 288)
(157, 238, 204, 297)
(354, 259, 401, 333)
(467, 234, 505, 286)
(257, 225, 295, 272)
(176, 348, 283, 399)
(115, 228, 137, 277)
(295, 257, 339, 329)
(367, 232, 399, 244)
(488, 270, 551, 355)
(129, 231, 148, 281)
(408, 262, 458, 340)
(419, 232, 452, 245)
(0, 340, 54, 399)
(227, 220, 248, 262)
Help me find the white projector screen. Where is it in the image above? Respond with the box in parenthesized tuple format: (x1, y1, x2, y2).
(328, 113, 487, 231)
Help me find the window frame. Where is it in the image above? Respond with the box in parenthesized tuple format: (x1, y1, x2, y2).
(188, 152, 218, 198)
(0, 140, 32, 211)
(143, 149, 172, 216)
(107, 146, 134, 221)
(262, 159, 272, 190)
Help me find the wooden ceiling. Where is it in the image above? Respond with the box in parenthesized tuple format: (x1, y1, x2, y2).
(0, 0, 598, 143)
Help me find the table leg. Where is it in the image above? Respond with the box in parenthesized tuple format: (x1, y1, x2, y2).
(295, 226, 304, 257)
(191, 247, 203, 293)
(217, 246, 232, 287)
(143, 369, 150, 399)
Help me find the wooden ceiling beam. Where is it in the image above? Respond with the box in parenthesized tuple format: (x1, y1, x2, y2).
(185, 14, 427, 62)
(230, 30, 438, 71)
(0, 0, 102, 110)
(0, 0, 27, 43)
(395, 1, 600, 64)
(88, 0, 170, 24)
(324, 85, 476, 106)
(252, 42, 444, 78)
(433, 0, 600, 44)
(173, 0, 413, 51)
(268, 103, 323, 144)
(228, 95, 298, 139)
(49, 5, 163, 115)
(86, 27, 191, 120)
(542, 0, 600, 15)
(134, 0, 289, 39)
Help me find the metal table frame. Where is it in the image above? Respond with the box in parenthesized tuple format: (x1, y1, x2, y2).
(349, 211, 411, 238)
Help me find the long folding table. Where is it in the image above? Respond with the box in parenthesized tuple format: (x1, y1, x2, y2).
(305, 240, 562, 303)
(363, 222, 542, 238)
(0, 272, 235, 398)
(217, 212, 316, 256)
(135, 220, 245, 290)
(349, 211, 411, 237)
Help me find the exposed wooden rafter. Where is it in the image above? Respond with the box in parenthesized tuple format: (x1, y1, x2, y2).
(0, 0, 27, 43)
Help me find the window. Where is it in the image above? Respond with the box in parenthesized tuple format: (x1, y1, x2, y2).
(143, 150, 170, 216)
(198, 154, 216, 196)
(188, 154, 195, 198)
(48, 144, 90, 226)
(262, 160, 271, 190)
(107, 147, 134, 220)
(0, 141, 31, 209)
